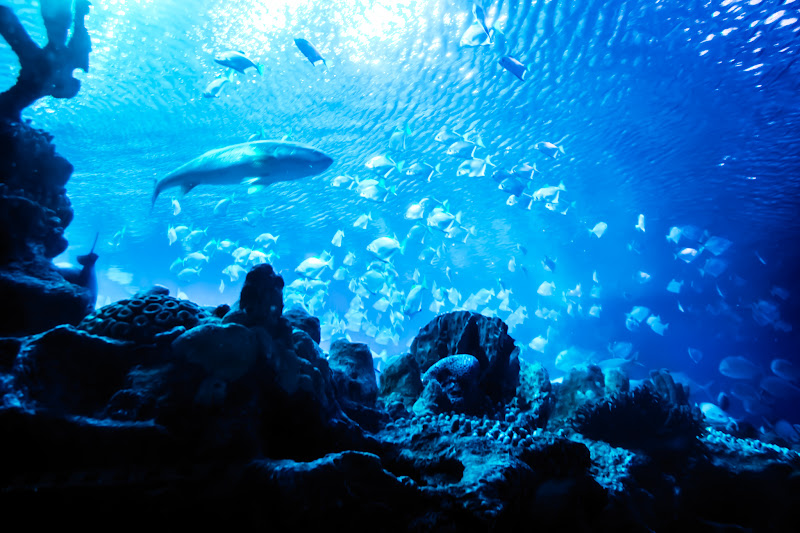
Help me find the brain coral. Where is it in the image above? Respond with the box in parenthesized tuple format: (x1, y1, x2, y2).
(422, 354, 481, 386)
(78, 289, 209, 344)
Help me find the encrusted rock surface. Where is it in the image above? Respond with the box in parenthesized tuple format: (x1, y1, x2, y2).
(328, 339, 378, 407)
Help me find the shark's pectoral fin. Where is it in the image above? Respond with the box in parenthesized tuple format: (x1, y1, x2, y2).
(241, 175, 272, 187)
(181, 183, 198, 196)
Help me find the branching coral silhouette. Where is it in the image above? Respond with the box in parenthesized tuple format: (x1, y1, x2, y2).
(0, 0, 91, 121)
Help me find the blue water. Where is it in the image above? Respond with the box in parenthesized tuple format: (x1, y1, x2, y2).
(2, 0, 799, 432)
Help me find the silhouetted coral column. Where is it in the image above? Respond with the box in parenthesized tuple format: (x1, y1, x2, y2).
(0, 1, 93, 335)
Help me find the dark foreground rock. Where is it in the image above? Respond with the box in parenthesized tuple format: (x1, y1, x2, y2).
(0, 271, 798, 531)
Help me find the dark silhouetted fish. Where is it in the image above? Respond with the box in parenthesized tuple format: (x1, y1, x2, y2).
(214, 50, 262, 75)
(499, 56, 527, 81)
(294, 38, 326, 66)
(152, 140, 333, 206)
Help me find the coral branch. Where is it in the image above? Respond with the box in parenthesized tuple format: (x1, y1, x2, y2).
(0, 6, 40, 60)
(0, 1, 92, 121)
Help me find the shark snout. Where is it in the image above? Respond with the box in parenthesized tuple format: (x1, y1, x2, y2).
(312, 150, 334, 173)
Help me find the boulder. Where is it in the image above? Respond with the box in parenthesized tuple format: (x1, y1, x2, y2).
(378, 352, 423, 408)
(171, 322, 259, 383)
(14, 325, 153, 415)
(328, 339, 378, 407)
(224, 264, 285, 332)
(292, 328, 325, 363)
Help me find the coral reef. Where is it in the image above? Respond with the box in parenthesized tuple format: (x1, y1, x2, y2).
(0, 2, 94, 336)
(0, 264, 798, 530)
(415, 354, 482, 415)
(0, 6, 796, 528)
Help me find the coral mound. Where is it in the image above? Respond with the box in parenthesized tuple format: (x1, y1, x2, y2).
(78, 289, 209, 344)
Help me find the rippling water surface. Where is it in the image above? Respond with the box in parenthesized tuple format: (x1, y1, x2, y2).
(2, 0, 799, 424)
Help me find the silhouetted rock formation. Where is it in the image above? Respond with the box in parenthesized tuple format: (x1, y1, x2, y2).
(0, 2, 93, 335)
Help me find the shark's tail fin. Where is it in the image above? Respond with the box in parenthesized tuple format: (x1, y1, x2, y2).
(151, 178, 161, 209)
(77, 233, 100, 267)
(89, 231, 99, 254)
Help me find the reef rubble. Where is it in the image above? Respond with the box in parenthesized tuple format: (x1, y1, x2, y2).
(0, 263, 798, 531)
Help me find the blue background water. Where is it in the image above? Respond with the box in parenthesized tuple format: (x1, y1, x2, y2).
(2, 0, 799, 429)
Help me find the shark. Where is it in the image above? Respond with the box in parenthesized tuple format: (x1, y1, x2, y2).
(151, 140, 334, 206)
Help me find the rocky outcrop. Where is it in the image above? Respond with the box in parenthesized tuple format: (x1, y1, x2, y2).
(223, 263, 285, 331)
(283, 305, 321, 344)
(378, 352, 423, 408)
